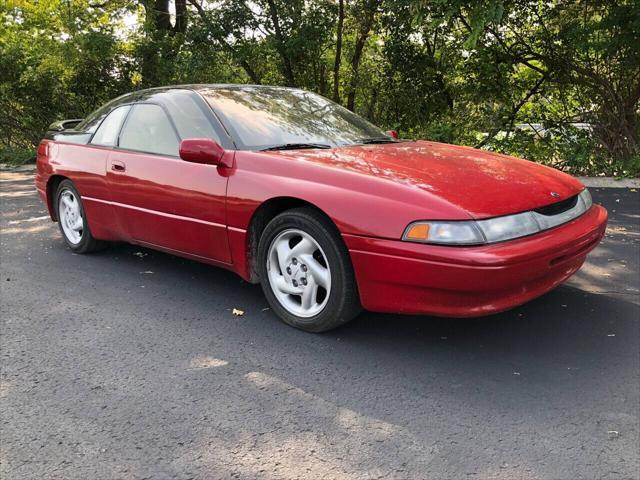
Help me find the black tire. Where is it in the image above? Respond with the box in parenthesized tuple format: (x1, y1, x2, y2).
(55, 180, 106, 253)
(257, 207, 361, 332)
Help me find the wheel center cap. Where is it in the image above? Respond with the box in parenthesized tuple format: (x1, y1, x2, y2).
(288, 261, 308, 287)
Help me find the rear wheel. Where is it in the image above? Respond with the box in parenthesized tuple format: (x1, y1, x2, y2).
(258, 207, 361, 332)
(55, 180, 105, 253)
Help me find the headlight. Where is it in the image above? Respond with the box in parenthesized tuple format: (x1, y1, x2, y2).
(476, 211, 539, 243)
(403, 221, 484, 245)
(403, 188, 592, 245)
(579, 188, 592, 209)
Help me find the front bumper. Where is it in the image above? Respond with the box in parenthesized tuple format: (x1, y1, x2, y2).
(344, 204, 608, 317)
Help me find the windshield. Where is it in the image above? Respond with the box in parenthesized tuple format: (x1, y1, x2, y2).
(201, 86, 389, 150)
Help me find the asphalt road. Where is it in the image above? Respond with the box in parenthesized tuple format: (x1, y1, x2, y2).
(1, 168, 639, 480)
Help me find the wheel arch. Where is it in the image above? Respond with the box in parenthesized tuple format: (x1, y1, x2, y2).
(46, 175, 69, 221)
(246, 196, 342, 283)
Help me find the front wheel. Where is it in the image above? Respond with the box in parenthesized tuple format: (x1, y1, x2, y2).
(258, 207, 361, 332)
(55, 180, 105, 253)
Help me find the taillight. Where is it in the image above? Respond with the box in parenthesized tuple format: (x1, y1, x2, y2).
(37, 141, 49, 158)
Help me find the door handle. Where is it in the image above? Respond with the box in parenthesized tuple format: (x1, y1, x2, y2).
(111, 160, 126, 172)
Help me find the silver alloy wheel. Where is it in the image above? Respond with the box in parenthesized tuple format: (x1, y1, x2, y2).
(266, 228, 332, 318)
(58, 189, 84, 245)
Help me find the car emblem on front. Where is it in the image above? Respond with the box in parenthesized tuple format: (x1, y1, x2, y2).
(550, 192, 561, 198)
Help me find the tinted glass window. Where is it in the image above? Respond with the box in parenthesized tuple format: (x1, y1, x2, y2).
(202, 87, 387, 149)
(119, 104, 179, 156)
(90, 105, 130, 146)
(77, 92, 134, 133)
(77, 104, 113, 134)
(160, 91, 221, 142)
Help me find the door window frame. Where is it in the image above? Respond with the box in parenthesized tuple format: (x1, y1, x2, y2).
(85, 90, 235, 158)
(89, 104, 133, 148)
(114, 102, 182, 158)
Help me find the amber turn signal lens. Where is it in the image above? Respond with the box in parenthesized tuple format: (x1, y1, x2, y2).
(405, 223, 430, 241)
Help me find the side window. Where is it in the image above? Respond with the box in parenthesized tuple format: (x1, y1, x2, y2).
(77, 92, 133, 133)
(162, 91, 222, 142)
(118, 104, 179, 156)
(90, 105, 130, 146)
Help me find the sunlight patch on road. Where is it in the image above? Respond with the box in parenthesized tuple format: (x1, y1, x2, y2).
(7, 215, 50, 225)
(569, 260, 638, 299)
(0, 171, 34, 182)
(606, 225, 639, 237)
(175, 370, 436, 479)
(189, 356, 229, 369)
(473, 465, 538, 480)
(1, 224, 51, 235)
(0, 380, 11, 399)
(0, 190, 37, 198)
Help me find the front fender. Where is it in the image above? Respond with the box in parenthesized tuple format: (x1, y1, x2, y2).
(226, 151, 471, 240)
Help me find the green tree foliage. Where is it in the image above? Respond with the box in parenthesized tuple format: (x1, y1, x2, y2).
(1, 0, 638, 175)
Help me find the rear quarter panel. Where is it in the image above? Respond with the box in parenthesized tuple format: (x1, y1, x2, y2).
(36, 141, 122, 240)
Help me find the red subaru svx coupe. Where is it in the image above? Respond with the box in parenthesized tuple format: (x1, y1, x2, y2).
(36, 85, 608, 332)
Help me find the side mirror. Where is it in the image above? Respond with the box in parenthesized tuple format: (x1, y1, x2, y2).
(179, 138, 228, 166)
(386, 129, 399, 139)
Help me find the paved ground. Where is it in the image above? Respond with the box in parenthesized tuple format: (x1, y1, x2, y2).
(1, 169, 638, 480)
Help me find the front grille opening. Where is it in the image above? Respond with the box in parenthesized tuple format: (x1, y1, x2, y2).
(534, 194, 578, 216)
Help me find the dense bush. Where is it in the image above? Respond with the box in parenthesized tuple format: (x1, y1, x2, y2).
(0, 145, 34, 166)
(1, 0, 638, 175)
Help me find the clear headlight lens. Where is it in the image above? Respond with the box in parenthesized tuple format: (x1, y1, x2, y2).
(476, 211, 539, 243)
(579, 188, 592, 209)
(403, 188, 593, 245)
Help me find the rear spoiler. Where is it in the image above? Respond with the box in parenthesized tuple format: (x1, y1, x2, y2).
(47, 118, 84, 132)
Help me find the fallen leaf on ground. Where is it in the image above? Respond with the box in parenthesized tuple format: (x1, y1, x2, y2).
(232, 308, 244, 316)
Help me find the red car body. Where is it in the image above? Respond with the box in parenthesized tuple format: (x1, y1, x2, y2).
(35, 86, 608, 318)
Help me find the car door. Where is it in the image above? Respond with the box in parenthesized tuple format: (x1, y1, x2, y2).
(79, 104, 133, 240)
(106, 95, 231, 263)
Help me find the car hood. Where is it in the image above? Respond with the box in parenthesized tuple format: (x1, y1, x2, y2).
(273, 140, 584, 219)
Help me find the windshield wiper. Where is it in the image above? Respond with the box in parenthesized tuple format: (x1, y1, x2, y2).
(261, 142, 332, 151)
(357, 137, 398, 145)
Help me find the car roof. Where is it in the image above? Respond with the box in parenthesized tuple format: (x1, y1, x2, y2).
(109, 84, 304, 107)
(73, 84, 309, 139)
(132, 84, 302, 95)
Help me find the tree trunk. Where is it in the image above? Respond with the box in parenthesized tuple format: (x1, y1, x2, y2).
(319, 63, 327, 95)
(333, 0, 344, 103)
(152, 0, 172, 31)
(346, 0, 377, 111)
(366, 87, 378, 121)
(266, 0, 296, 87)
(186, 0, 261, 84)
(593, 91, 640, 166)
(174, 0, 188, 34)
